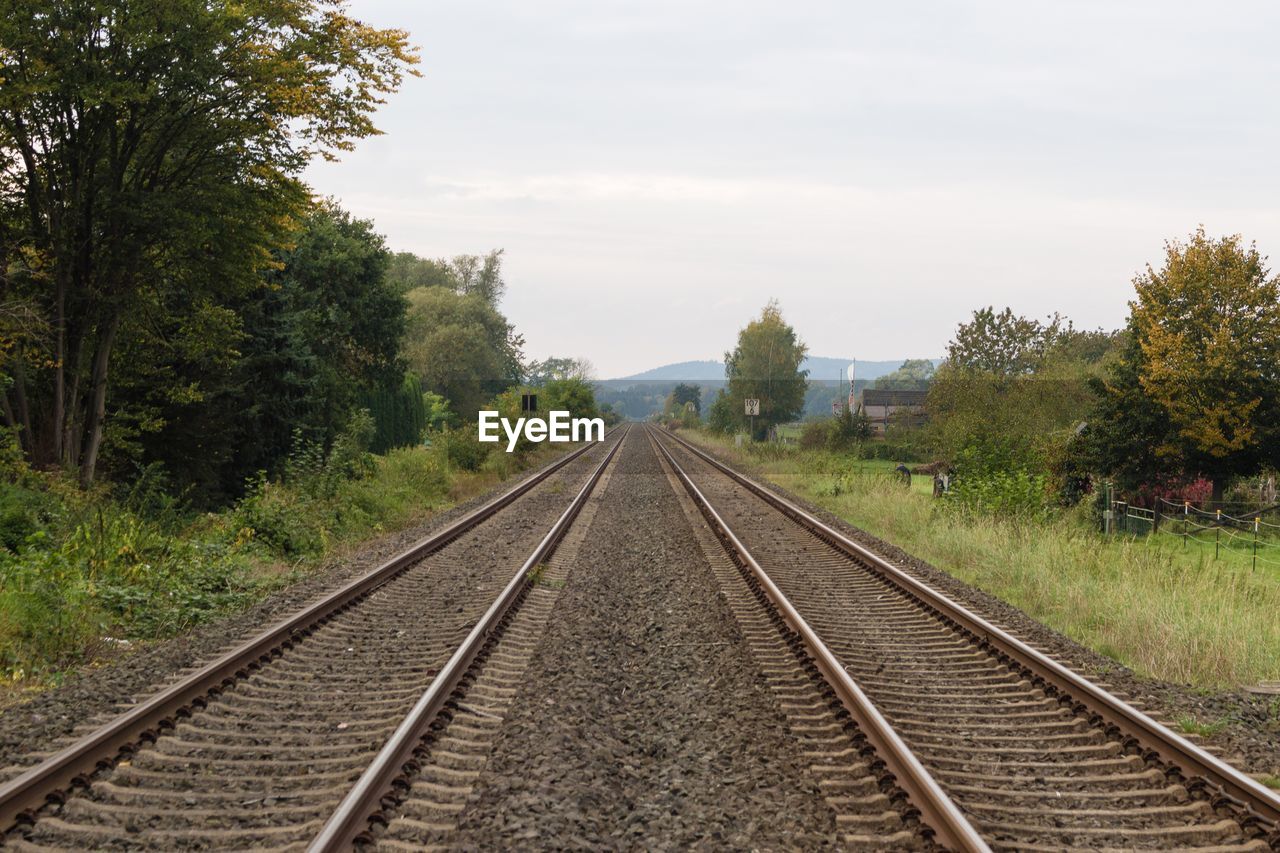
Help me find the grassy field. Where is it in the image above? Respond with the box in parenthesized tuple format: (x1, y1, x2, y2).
(682, 430, 1280, 691)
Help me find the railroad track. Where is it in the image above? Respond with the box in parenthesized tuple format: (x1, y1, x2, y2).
(3, 421, 1277, 851)
(0, 426, 626, 851)
(648, 425, 1280, 852)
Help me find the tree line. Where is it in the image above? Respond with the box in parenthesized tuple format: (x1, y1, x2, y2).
(697, 229, 1280, 509)
(0, 1, 598, 509)
(0, 0, 419, 488)
(930, 228, 1280, 507)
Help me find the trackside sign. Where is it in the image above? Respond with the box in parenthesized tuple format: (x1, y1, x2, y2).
(478, 410, 605, 452)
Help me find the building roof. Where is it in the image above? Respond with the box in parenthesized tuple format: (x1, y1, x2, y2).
(862, 388, 928, 407)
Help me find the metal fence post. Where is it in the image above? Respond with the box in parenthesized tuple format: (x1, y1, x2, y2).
(1104, 484, 1112, 535)
(1254, 517, 1259, 572)
(1215, 509, 1221, 560)
(1183, 501, 1189, 549)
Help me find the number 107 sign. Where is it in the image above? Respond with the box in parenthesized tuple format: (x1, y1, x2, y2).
(744, 398, 760, 416)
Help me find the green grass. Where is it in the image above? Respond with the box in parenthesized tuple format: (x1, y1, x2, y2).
(1130, 520, 1280, 576)
(684, 431, 1280, 691)
(1176, 715, 1230, 737)
(764, 454, 934, 496)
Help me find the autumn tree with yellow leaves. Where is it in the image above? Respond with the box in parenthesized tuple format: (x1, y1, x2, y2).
(1084, 228, 1280, 500)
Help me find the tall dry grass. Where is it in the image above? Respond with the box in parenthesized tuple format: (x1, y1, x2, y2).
(687, 431, 1280, 690)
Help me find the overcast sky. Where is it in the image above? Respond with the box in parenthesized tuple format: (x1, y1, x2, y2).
(305, 1, 1280, 378)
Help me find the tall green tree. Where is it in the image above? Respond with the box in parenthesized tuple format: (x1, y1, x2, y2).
(724, 301, 808, 438)
(666, 383, 702, 415)
(1080, 324, 1179, 495)
(403, 288, 523, 421)
(525, 357, 593, 386)
(104, 203, 408, 501)
(448, 250, 507, 306)
(0, 0, 418, 484)
(229, 204, 406, 475)
(363, 373, 428, 455)
(946, 307, 1067, 376)
(384, 253, 455, 295)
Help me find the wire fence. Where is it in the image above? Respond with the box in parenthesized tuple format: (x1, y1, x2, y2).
(1102, 485, 1280, 571)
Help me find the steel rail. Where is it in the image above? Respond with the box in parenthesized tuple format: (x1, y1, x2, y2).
(0, 431, 612, 835)
(309, 425, 628, 851)
(648, 428, 988, 853)
(657, 427, 1280, 833)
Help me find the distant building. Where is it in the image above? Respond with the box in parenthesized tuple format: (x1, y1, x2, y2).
(861, 388, 927, 434)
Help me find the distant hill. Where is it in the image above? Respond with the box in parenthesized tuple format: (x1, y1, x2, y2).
(620, 360, 724, 381)
(617, 356, 939, 382)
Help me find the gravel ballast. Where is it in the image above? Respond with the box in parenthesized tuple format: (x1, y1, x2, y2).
(0, 445, 584, 776)
(451, 427, 841, 849)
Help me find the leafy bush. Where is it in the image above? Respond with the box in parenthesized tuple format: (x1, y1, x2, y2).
(799, 411, 874, 453)
(948, 470, 1049, 519)
(707, 389, 736, 434)
(799, 420, 833, 450)
(329, 446, 449, 541)
(284, 410, 377, 499)
(943, 436, 1052, 519)
(830, 408, 872, 449)
(0, 497, 274, 675)
(441, 428, 491, 470)
(0, 542, 101, 673)
(234, 476, 326, 558)
(0, 485, 56, 553)
(94, 538, 266, 638)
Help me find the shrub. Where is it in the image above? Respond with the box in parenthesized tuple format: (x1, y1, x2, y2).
(0, 542, 101, 673)
(0, 411, 497, 684)
(284, 410, 377, 499)
(334, 446, 449, 539)
(799, 420, 832, 450)
(234, 475, 326, 558)
(707, 389, 736, 433)
(0, 485, 56, 553)
(441, 428, 491, 471)
(829, 408, 871, 449)
(943, 435, 1052, 518)
(948, 470, 1049, 519)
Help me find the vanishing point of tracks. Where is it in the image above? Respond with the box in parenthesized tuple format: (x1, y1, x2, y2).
(0, 423, 1277, 851)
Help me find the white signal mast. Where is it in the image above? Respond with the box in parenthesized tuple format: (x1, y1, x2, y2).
(846, 361, 857, 413)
